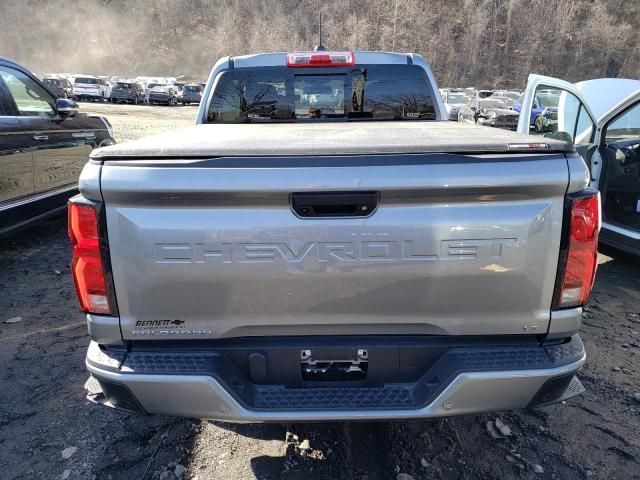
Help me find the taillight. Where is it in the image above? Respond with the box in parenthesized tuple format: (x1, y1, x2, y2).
(553, 190, 601, 309)
(68, 202, 113, 315)
(286, 51, 355, 67)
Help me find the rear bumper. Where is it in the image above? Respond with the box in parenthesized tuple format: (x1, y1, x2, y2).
(73, 90, 102, 97)
(148, 96, 172, 103)
(111, 94, 135, 101)
(86, 335, 586, 421)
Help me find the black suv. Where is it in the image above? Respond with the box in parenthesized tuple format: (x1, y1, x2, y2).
(110, 81, 145, 104)
(42, 77, 73, 98)
(0, 57, 116, 236)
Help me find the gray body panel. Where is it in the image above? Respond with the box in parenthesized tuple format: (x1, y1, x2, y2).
(96, 151, 574, 340)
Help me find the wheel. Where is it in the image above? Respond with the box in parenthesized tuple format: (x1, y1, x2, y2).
(534, 116, 545, 133)
(182, 101, 186, 106)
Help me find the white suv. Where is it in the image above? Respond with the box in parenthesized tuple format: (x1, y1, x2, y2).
(73, 76, 109, 102)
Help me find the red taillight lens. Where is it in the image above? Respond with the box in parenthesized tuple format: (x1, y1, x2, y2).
(68, 202, 112, 314)
(287, 51, 355, 67)
(555, 191, 601, 309)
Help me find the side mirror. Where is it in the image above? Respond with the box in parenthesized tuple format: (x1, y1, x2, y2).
(56, 98, 78, 117)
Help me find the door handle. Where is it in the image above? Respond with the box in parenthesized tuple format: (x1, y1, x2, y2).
(32, 134, 48, 141)
(291, 192, 379, 218)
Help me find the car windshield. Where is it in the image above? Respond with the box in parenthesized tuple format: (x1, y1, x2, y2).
(147, 83, 162, 89)
(151, 86, 170, 93)
(115, 82, 131, 89)
(479, 99, 508, 109)
(207, 64, 436, 123)
(184, 85, 201, 93)
(536, 93, 559, 108)
(446, 93, 469, 104)
(501, 92, 520, 101)
(75, 77, 99, 84)
(492, 96, 515, 106)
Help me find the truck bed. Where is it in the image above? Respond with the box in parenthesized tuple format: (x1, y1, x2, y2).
(91, 121, 572, 159)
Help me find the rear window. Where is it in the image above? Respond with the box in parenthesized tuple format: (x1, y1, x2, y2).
(75, 77, 99, 85)
(115, 82, 131, 89)
(43, 78, 61, 86)
(206, 64, 436, 123)
(185, 85, 201, 93)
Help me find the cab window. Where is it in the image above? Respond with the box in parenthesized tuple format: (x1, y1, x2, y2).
(0, 66, 55, 117)
(605, 102, 640, 142)
(207, 65, 436, 123)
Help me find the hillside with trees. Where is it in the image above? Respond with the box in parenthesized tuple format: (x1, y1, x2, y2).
(0, 0, 637, 87)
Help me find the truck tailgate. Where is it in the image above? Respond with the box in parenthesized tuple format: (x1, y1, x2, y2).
(100, 152, 569, 340)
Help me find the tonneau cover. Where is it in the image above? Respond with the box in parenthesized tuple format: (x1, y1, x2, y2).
(92, 121, 573, 159)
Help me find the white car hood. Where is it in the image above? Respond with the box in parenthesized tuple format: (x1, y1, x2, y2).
(575, 78, 640, 124)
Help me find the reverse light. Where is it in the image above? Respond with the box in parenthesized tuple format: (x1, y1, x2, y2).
(286, 51, 355, 68)
(68, 202, 113, 314)
(554, 190, 601, 309)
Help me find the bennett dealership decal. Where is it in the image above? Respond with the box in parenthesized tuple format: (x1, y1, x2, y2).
(132, 319, 212, 336)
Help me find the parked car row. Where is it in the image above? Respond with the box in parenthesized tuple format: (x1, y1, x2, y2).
(440, 87, 523, 130)
(40, 74, 205, 106)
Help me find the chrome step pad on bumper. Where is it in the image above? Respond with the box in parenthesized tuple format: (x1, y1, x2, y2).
(86, 335, 586, 421)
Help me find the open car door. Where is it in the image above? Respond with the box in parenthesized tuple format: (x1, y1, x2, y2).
(588, 82, 640, 254)
(519, 74, 640, 255)
(517, 74, 597, 152)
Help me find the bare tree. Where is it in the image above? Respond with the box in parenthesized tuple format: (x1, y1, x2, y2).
(0, 0, 636, 86)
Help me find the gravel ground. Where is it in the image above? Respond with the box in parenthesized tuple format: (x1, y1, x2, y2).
(1, 103, 640, 480)
(84, 101, 198, 142)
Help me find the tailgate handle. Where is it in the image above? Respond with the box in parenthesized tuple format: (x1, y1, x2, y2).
(291, 192, 379, 218)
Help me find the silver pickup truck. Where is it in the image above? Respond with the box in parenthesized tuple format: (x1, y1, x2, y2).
(72, 51, 600, 422)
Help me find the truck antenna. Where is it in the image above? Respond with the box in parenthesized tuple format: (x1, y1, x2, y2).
(314, 12, 325, 51)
